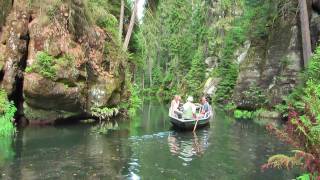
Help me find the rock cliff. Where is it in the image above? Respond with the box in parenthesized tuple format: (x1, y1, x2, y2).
(234, 12, 301, 109)
(0, 0, 127, 123)
(233, 0, 320, 110)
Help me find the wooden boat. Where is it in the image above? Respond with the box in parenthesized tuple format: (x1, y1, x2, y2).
(169, 110, 212, 130)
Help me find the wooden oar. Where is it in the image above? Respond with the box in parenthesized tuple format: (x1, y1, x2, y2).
(193, 106, 202, 132)
(193, 114, 199, 132)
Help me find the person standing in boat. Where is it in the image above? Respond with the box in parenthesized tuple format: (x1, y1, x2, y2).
(169, 95, 181, 116)
(182, 96, 197, 119)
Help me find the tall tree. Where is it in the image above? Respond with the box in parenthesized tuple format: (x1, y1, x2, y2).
(119, 0, 125, 42)
(123, 0, 140, 51)
(299, 0, 312, 66)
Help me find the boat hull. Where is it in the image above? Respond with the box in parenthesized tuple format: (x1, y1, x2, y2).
(169, 116, 210, 130)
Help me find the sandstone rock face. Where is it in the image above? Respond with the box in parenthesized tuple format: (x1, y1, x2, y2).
(203, 77, 221, 96)
(234, 16, 301, 109)
(0, 0, 127, 123)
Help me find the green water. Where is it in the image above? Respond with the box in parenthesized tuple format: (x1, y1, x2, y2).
(0, 102, 297, 179)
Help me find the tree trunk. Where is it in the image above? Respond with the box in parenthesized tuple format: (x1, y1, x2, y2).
(299, 0, 312, 67)
(123, 0, 140, 51)
(142, 71, 145, 90)
(148, 57, 152, 87)
(119, 0, 124, 43)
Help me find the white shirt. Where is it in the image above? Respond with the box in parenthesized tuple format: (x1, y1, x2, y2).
(182, 102, 196, 119)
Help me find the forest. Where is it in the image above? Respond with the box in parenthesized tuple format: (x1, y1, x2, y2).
(0, 0, 320, 179)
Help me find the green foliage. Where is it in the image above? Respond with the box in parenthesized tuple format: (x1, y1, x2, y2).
(0, 90, 16, 137)
(214, 63, 238, 104)
(214, 0, 278, 105)
(136, 0, 209, 99)
(224, 102, 236, 112)
(91, 106, 119, 121)
(297, 173, 318, 180)
(279, 46, 320, 116)
(185, 47, 206, 97)
(243, 84, 268, 107)
(86, 0, 122, 40)
(304, 47, 320, 83)
(297, 174, 311, 180)
(31, 51, 56, 78)
(275, 103, 289, 117)
(127, 83, 143, 118)
(120, 70, 142, 118)
(26, 51, 75, 79)
(234, 109, 254, 119)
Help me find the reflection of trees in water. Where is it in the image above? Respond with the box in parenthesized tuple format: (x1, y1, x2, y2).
(0, 137, 15, 166)
(1, 126, 131, 179)
(167, 131, 210, 162)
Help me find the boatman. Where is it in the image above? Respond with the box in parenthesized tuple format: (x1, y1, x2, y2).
(182, 96, 196, 119)
(200, 96, 210, 115)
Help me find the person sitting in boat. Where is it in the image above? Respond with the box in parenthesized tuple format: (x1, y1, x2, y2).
(169, 95, 181, 117)
(200, 96, 210, 114)
(182, 96, 197, 119)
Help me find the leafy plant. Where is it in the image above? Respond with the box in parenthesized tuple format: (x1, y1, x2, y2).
(234, 109, 254, 119)
(263, 80, 320, 177)
(119, 70, 142, 118)
(26, 51, 75, 79)
(90, 106, 119, 122)
(0, 90, 16, 137)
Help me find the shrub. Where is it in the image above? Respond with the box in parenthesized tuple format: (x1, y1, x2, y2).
(263, 80, 320, 177)
(234, 109, 254, 119)
(119, 70, 142, 118)
(0, 90, 16, 137)
(26, 51, 56, 78)
(26, 51, 75, 79)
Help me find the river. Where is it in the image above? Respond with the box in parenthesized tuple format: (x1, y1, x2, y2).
(0, 101, 298, 179)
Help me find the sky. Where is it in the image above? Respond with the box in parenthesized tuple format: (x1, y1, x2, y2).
(137, 0, 146, 21)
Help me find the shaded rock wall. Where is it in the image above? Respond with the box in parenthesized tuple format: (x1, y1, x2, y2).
(0, 0, 127, 123)
(234, 1, 320, 110)
(234, 7, 302, 109)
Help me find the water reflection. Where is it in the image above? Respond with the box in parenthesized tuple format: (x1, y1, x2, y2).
(0, 102, 298, 179)
(168, 131, 209, 163)
(0, 137, 15, 166)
